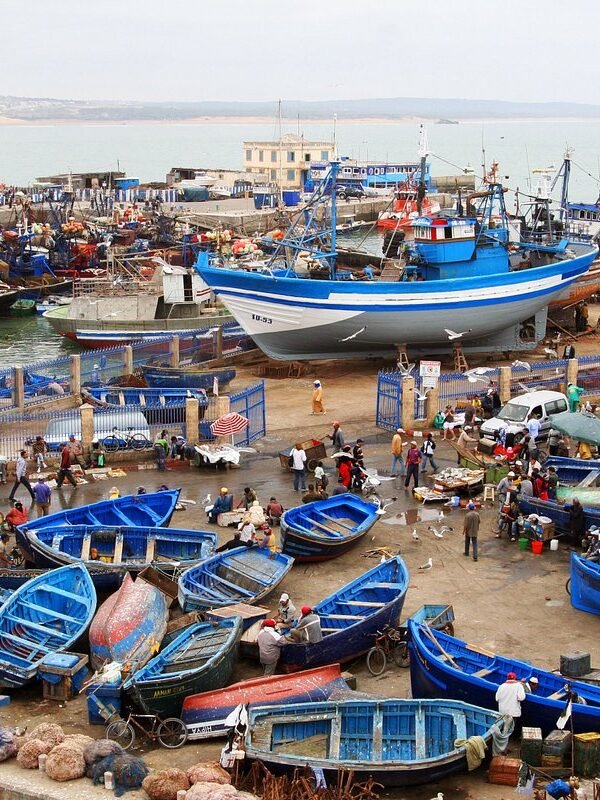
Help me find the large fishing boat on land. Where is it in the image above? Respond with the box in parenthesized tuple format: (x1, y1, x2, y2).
(197, 163, 598, 361)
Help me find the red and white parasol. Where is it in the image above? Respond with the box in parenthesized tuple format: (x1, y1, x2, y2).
(210, 412, 249, 437)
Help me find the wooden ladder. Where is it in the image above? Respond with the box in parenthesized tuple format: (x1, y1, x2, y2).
(453, 344, 469, 373)
(396, 344, 410, 371)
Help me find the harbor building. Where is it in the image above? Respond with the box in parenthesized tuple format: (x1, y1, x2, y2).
(243, 134, 334, 190)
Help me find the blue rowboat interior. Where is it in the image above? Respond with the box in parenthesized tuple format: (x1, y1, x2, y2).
(570, 553, 600, 616)
(408, 620, 600, 733)
(518, 495, 600, 535)
(280, 495, 378, 561)
(245, 698, 504, 786)
(24, 524, 216, 570)
(178, 547, 295, 611)
(543, 456, 600, 485)
(17, 490, 180, 556)
(0, 564, 96, 688)
(279, 556, 409, 671)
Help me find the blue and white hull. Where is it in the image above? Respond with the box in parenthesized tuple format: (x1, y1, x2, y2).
(199, 243, 597, 360)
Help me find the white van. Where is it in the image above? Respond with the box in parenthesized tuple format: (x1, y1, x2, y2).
(45, 410, 151, 451)
(479, 390, 568, 443)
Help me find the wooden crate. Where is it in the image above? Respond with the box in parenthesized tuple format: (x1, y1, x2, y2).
(521, 727, 543, 766)
(488, 756, 521, 786)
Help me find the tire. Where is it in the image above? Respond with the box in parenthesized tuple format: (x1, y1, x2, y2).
(102, 435, 121, 453)
(157, 718, 188, 749)
(106, 720, 135, 750)
(366, 646, 387, 676)
(130, 434, 150, 451)
(391, 642, 410, 668)
(565, 577, 571, 596)
(307, 458, 319, 472)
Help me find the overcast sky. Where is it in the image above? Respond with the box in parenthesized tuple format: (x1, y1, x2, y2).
(4, 0, 600, 105)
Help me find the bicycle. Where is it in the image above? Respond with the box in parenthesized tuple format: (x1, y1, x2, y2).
(366, 624, 409, 675)
(101, 427, 151, 453)
(105, 712, 187, 750)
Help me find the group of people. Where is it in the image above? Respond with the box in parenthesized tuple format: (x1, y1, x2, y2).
(390, 429, 439, 488)
(256, 593, 323, 674)
(206, 486, 288, 552)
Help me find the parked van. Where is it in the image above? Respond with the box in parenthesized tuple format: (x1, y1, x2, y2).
(45, 411, 151, 451)
(479, 390, 568, 443)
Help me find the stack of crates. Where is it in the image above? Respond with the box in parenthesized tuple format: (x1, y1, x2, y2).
(38, 653, 89, 703)
(488, 756, 522, 786)
(574, 733, 600, 777)
(521, 727, 543, 766)
(542, 730, 572, 768)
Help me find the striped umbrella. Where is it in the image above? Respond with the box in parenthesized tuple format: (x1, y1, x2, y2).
(210, 412, 249, 437)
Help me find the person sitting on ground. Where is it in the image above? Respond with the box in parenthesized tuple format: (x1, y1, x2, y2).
(276, 593, 298, 628)
(216, 530, 252, 552)
(5, 501, 27, 531)
(255, 525, 274, 550)
(237, 486, 258, 510)
(247, 499, 266, 527)
(169, 435, 186, 460)
(0, 533, 11, 566)
(266, 497, 284, 526)
(237, 513, 256, 544)
(302, 484, 322, 504)
(88, 439, 106, 468)
(207, 487, 233, 524)
(286, 606, 323, 643)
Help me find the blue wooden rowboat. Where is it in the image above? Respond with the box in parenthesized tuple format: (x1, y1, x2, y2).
(0, 564, 96, 689)
(22, 525, 216, 592)
(122, 618, 242, 717)
(280, 495, 379, 562)
(178, 547, 294, 612)
(141, 365, 235, 392)
(17, 489, 180, 560)
(408, 620, 600, 734)
(181, 664, 348, 741)
(543, 457, 600, 485)
(570, 553, 600, 616)
(244, 698, 506, 786)
(518, 495, 600, 536)
(89, 572, 169, 671)
(279, 556, 409, 672)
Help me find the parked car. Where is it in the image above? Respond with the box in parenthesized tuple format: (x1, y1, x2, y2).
(479, 390, 568, 443)
(335, 185, 365, 200)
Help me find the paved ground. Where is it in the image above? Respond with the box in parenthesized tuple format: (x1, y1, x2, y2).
(1, 358, 600, 800)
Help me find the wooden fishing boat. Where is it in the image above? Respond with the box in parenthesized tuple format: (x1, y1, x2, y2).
(89, 573, 169, 671)
(181, 664, 348, 740)
(518, 495, 600, 535)
(17, 489, 180, 560)
(570, 553, 600, 616)
(141, 364, 236, 392)
(0, 564, 96, 689)
(542, 456, 600, 485)
(280, 495, 378, 562)
(244, 698, 505, 786)
(178, 547, 295, 612)
(408, 620, 600, 734)
(9, 298, 36, 316)
(22, 524, 216, 592)
(123, 618, 242, 717)
(279, 556, 409, 673)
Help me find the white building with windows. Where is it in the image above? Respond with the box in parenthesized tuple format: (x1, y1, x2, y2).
(243, 134, 333, 190)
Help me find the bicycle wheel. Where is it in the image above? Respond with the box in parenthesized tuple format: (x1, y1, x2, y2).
(106, 719, 135, 750)
(391, 641, 410, 668)
(129, 433, 150, 451)
(565, 577, 571, 596)
(157, 718, 188, 748)
(102, 435, 121, 453)
(366, 646, 387, 676)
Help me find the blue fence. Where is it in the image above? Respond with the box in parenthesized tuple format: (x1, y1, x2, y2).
(231, 382, 266, 446)
(375, 371, 403, 432)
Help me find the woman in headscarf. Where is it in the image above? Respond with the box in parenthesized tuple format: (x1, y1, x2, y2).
(312, 380, 325, 414)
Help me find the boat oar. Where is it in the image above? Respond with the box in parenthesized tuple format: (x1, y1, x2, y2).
(420, 624, 463, 671)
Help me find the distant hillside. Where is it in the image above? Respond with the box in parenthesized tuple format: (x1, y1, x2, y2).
(1, 95, 600, 121)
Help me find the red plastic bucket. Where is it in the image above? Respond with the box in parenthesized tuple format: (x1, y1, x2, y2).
(531, 540, 543, 555)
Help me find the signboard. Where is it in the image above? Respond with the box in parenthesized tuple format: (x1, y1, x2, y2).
(422, 375, 438, 389)
(419, 360, 441, 378)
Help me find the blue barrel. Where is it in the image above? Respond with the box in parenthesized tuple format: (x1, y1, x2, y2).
(282, 190, 300, 207)
(254, 191, 277, 209)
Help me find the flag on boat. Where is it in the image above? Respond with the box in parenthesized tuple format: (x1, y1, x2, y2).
(210, 412, 249, 436)
(556, 695, 573, 730)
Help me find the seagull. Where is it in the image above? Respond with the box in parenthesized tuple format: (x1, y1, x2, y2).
(518, 382, 531, 393)
(430, 793, 444, 800)
(438, 510, 445, 522)
(444, 328, 472, 340)
(411, 529, 419, 541)
(429, 525, 453, 536)
(466, 374, 490, 384)
(512, 360, 532, 371)
(372, 496, 397, 515)
(430, 527, 445, 539)
(414, 388, 430, 401)
(544, 347, 558, 358)
(465, 367, 495, 376)
(338, 326, 366, 342)
(201, 493, 212, 506)
(555, 367, 562, 375)
(397, 362, 415, 376)
(419, 557, 433, 570)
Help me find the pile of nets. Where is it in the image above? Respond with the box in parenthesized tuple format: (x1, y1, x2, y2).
(142, 768, 190, 800)
(0, 728, 17, 762)
(89, 753, 149, 797)
(45, 742, 86, 782)
(187, 763, 231, 786)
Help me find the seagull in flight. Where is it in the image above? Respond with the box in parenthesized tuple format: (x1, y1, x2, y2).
(397, 362, 415, 376)
(518, 382, 531, 393)
(544, 347, 558, 358)
(445, 328, 472, 340)
(372, 496, 397, 515)
(512, 360, 532, 371)
(467, 374, 490, 384)
(414, 388, 430, 401)
(430, 527, 445, 539)
(338, 327, 366, 342)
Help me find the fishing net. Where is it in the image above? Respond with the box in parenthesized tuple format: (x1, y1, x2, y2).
(0, 728, 17, 761)
(142, 768, 190, 800)
(187, 763, 231, 785)
(186, 782, 241, 800)
(89, 753, 149, 797)
(17, 739, 52, 769)
(45, 743, 86, 782)
(62, 734, 95, 751)
(23, 723, 64, 749)
(83, 738, 124, 766)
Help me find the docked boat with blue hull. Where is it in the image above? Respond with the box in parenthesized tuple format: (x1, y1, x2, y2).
(279, 555, 409, 672)
(123, 618, 243, 718)
(178, 547, 295, 612)
(408, 621, 600, 734)
(244, 698, 505, 787)
(141, 365, 236, 392)
(17, 490, 180, 560)
(518, 495, 600, 535)
(542, 457, 600, 485)
(570, 553, 600, 616)
(22, 525, 216, 591)
(197, 165, 598, 361)
(0, 564, 96, 689)
(280, 495, 378, 562)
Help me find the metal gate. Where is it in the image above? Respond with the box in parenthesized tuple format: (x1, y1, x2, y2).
(376, 371, 402, 432)
(230, 382, 266, 445)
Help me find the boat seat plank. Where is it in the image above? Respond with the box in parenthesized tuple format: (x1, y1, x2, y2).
(113, 534, 124, 564)
(472, 668, 494, 678)
(577, 469, 600, 488)
(0, 630, 51, 653)
(37, 584, 88, 605)
(415, 709, 426, 760)
(318, 513, 355, 531)
(340, 600, 386, 608)
(363, 582, 401, 589)
(320, 627, 341, 632)
(306, 519, 345, 537)
(548, 691, 567, 700)
(7, 615, 69, 640)
(80, 533, 92, 561)
(22, 602, 78, 624)
(209, 573, 254, 597)
(145, 538, 156, 563)
(321, 613, 364, 621)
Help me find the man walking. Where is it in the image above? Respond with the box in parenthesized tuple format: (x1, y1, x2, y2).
(327, 421, 344, 451)
(9, 450, 34, 502)
(67, 434, 86, 473)
(56, 444, 77, 488)
(463, 501, 480, 561)
(421, 433, 438, 472)
(390, 428, 405, 477)
(289, 442, 307, 492)
(404, 441, 422, 490)
(33, 476, 52, 516)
